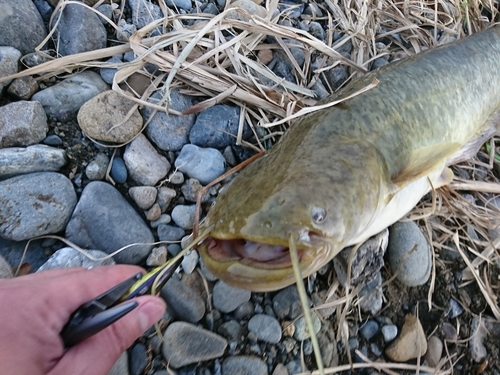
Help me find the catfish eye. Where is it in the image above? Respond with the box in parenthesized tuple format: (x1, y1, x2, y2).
(311, 207, 326, 224)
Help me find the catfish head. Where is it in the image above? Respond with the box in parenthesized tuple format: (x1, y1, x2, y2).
(198, 141, 384, 291)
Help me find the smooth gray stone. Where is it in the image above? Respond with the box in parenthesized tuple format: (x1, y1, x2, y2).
(0, 101, 47, 148)
(129, 343, 148, 375)
(294, 311, 321, 341)
(107, 351, 129, 375)
(388, 221, 431, 286)
(166, 0, 192, 10)
(381, 324, 398, 343)
(189, 105, 249, 149)
(65, 181, 154, 264)
(51, 3, 107, 56)
(0, 0, 47, 54)
(360, 320, 379, 340)
(43, 135, 63, 146)
(0, 47, 22, 92)
(248, 314, 282, 344)
(7, 75, 40, 100)
(127, 0, 164, 35)
(100, 55, 122, 84)
(123, 134, 170, 186)
(110, 156, 127, 183)
(37, 247, 115, 271)
(157, 224, 185, 242)
(160, 276, 206, 323)
(85, 153, 109, 181)
(212, 280, 251, 313)
(217, 320, 241, 342)
(174, 144, 225, 185)
(171, 204, 196, 230)
(162, 322, 227, 368)
(272, 285, 305, 320)
(33, 0, 53, 22)
(32, 71, 109, 121)
(142, 90, 195, 152)
(0, 145, 66, 178)
(0, 172, 77, 241)
(222, 356, 268, 375)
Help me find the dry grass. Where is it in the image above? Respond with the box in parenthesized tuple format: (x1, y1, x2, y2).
(4, 0, 500, 373)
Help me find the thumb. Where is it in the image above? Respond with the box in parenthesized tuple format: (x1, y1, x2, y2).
(50, 296, 166, 375)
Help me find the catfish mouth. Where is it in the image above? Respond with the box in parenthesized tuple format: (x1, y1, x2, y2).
(204, 237, 307, 269)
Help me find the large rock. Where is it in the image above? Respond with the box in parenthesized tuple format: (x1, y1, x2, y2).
(0, 101, 47, 148)
(162, 322, 227, 368)
(0, 172, 77, 241)
(0, 47, 22, 92)
(0, 145, 66, 178)
(77, 90, 143, 143)
(123, 134, 170, 186)
(32, 71, 109, 121)
(141, 90, 195, 152)
(0, 0, 47, 54)
(65, 181, 154, 264)
(51, 3, 107, 56)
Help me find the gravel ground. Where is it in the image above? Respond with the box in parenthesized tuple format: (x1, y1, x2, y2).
(1, 1, 500, 375)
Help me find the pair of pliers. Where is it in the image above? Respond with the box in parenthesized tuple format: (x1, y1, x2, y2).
(61, 257, 182, 348)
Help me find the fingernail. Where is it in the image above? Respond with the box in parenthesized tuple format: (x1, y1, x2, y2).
(138, 301, 165, 332)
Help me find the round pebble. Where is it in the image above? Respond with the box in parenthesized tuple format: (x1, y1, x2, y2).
(157, 224, 185, 242)
(360, 320, 379, 340)
(381, 324, 398, 343)
(171, 204, 196, 230)
(110, 156, 128, 183)
(248, 314, 282, 344)
(0, 101, 47, 148)
(294, 311, 321, 341)
(85, 153, 109, 181)
(65, 181, 154, 264)
(174, 144, 226, 185)
(78, 90, 143, 143)
(388, 221, 431, 286)
(130, 343, 148, 375)
(161, 277, 206, 324)
(162, 322, 227, 368)
(222, 356, 267, 375)
(123, 134, 170, 186)
(32, 71, 109, 121)
(0, 0, 47, 55)
(142, 90, 195, 151)
(212, 280, 251, 313)
(129, 186, 158, 210)
(181, 249, 199, 274)
(0, 145, 66, 178)
(43, 135, 63, 146)
(0, 172, 77, 241)
(424, 335, 443, 367)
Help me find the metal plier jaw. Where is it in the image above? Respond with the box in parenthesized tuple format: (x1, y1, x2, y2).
(61, 257, 182, 348)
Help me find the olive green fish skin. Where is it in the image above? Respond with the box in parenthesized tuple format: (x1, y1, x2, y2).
(200, 25, 500, 291)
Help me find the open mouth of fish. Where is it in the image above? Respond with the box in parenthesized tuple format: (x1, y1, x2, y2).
(203, 237, 309, 269)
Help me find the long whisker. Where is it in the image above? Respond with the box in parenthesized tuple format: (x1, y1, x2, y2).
(289, 233, 325, 375)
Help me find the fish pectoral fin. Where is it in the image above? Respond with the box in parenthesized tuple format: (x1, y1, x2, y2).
(434, 167, 454, 188)
(391, 142, 461, 187)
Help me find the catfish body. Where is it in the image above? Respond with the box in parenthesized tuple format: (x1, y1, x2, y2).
(199, 25, 500, 291)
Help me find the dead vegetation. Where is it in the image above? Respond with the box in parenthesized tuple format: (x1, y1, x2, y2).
(4, 0, 500, 373)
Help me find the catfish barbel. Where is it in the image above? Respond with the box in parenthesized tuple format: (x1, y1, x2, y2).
(198, 25, 500, 292)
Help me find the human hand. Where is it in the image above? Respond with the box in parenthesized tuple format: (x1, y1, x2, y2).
(0, 265, 166, 375)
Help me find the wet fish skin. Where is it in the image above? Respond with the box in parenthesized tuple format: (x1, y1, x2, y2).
(199, 25, 500, 291)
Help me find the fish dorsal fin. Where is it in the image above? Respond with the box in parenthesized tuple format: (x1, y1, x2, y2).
(391, 142, 462, 187)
